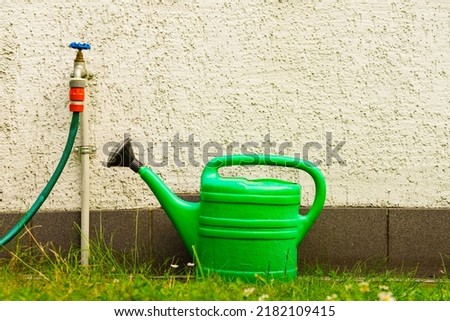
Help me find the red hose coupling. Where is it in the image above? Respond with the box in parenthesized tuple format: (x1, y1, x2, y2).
(69, 87, 85, 112)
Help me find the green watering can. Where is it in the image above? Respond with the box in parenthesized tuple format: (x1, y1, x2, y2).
(107, 138, 326, 281)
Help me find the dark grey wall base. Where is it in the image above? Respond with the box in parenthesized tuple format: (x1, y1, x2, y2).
(0, 194, 448, 277)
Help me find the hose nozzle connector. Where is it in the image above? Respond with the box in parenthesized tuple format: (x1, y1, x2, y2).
(69, 42, 91, 112)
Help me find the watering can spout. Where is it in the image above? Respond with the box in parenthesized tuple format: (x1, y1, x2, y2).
(107, 138, 200, 255)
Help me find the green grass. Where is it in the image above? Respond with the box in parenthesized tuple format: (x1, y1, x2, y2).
(0, 237, 448, 301)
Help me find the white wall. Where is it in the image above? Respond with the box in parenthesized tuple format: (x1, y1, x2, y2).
(0, 0, 449, 211)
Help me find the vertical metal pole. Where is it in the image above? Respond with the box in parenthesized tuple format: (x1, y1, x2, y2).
(80, 105, 90, 266)
(69, 43, 92, 266)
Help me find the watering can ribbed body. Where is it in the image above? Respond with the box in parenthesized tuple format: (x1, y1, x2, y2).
(199, 177, 302, 281)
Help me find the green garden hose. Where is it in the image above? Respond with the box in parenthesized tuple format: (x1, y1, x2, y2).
(0, 112, 80, 246)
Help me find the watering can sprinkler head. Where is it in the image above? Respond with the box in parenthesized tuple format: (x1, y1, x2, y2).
(106, 138, 143, 173)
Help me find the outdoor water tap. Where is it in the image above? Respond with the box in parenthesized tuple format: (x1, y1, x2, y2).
(69, 42, 91, 112)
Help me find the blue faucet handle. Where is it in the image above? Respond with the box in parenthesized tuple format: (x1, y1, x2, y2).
(69, 42, 91, 50)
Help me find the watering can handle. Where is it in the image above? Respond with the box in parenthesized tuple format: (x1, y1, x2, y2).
(203, 154, 326, 242)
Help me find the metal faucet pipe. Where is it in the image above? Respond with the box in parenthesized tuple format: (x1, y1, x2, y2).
(68, 42, 92, 266)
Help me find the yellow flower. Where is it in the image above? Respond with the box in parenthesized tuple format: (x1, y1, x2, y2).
(378, 291, 396, 301)
(358, 281, 370, 293)
(326, 294, 338, 301)
(243, 287, 255, 298)
(258, 294, 269, 301)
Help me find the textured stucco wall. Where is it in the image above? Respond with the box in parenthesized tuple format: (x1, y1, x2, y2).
(0, 0, 449, 212)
